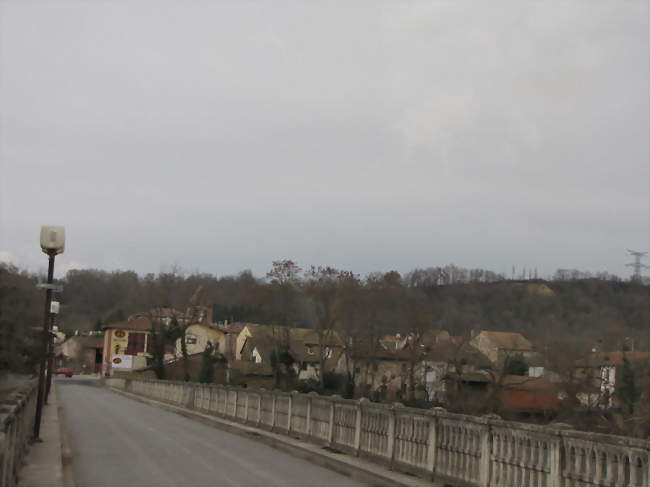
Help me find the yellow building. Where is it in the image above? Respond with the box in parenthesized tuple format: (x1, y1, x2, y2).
(102, 317, 153, 376)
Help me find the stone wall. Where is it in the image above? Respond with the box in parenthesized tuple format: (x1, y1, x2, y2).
(104, 377, 650, 487)
(0, 379, 37, 487)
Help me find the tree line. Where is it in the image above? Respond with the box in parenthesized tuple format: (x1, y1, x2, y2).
(2, 260, 648, 375)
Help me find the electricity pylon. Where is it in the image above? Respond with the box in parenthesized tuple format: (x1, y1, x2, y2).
(626, 249, 649, 282)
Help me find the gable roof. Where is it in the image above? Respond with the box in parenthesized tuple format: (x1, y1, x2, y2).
(478, 331, 534, 351)
(239, 324, 343, 365)
(103, 316, 152, 331)
(242, 324, 343, 347)
(238, 338, 274, 374)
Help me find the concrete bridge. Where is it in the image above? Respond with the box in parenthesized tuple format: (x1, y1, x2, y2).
(2, 377, 649, 487)
(106, 377, 649, 487)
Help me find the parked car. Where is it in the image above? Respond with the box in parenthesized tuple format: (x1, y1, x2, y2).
(55, 368, 73, 378)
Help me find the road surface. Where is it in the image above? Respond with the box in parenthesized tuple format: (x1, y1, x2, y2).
(57, 377, 365, 487)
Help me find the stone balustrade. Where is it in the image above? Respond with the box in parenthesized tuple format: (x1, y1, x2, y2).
(0, 380, 37, 487)
(106, 378, 650, 487)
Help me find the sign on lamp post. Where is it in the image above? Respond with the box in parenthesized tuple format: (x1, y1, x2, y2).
(44, 300, 61, 404)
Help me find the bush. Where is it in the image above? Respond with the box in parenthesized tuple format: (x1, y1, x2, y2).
(295, 379, 320, 393)
(504, 353, 528, 376)
(322, 372, 344, 392)
(198, 342, 216, 383)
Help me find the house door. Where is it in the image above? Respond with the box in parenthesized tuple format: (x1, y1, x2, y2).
(95, 348, 103, 373)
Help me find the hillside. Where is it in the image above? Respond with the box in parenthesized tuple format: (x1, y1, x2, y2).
(2, 263, 648, 375)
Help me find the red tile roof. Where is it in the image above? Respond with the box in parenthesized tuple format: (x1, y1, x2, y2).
(103, 317, 152, 331)
(499, 376, 558, 412)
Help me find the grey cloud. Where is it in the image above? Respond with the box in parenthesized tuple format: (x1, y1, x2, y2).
(1, 1, 647, 279)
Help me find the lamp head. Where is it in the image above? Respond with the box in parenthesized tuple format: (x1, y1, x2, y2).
(40, 226, 65, 255)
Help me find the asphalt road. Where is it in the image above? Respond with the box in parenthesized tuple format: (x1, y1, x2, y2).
(57, 377, 366, 487)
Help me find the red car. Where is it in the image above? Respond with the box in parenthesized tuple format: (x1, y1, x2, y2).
(55, 368, 73, 378)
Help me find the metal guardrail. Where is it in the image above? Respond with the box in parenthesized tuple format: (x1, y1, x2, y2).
(0, 380, 38, 487)
(106, 377, 650, 487)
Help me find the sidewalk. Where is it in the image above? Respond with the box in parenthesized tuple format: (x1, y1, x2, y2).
(19, 385, 64, 487)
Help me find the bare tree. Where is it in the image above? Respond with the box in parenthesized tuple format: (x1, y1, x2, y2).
(303, 266, 358, 389)
(264, 260, 303, 328)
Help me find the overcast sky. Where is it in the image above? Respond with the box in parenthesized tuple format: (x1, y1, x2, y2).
(1, 1, 648, 279)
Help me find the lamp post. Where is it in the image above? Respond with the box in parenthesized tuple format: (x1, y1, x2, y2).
(34, 226, 65, 441)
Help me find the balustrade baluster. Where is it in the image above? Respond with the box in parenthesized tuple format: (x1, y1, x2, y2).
(615, 453, 625, 487)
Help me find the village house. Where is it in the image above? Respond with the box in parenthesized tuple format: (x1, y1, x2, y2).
(289, 327, 344, 381)
(422, 340, 557, 414)
(101, 310, 181, 376)
(420, 338, 492, 403)
(234, 324, 343, 386)
(56, 332, 104, 374)
(344, 330, 556, 413)
(102, 317, 153, 375)
(575, 351, 650, 409)
(469, 330, 537, 367)
(344, 345, 413, 401)
(344, 331, 477, 402)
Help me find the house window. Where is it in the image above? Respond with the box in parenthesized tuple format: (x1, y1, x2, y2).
(324, 347, 332, 359)
(185, 335, 197, 345)
(125, 333, 146, 355)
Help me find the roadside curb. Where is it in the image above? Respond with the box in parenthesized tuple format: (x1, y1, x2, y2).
(106, 386, 437, 487)
(19, 383, 63, 487)
(56, 386, 77, 487)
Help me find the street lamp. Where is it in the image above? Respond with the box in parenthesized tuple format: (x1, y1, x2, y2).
(33, 225, 65, 441)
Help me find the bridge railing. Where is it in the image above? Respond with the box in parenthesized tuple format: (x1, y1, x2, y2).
(0, 380, 38, 487)
(105, 377, 650, 487)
